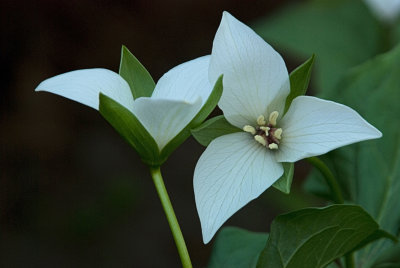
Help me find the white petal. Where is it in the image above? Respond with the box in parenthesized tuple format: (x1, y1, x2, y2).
(364, 0, 400, 23)
(194, 132, 283, 243)
(35, 68, 134, 111)
(209, 11, 290, 128)
(276, 96, 382, 162)
(131, 97, 202, 151)
(151, 56, 213, 110)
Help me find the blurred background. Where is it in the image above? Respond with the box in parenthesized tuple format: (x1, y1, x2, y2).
(1, 0, 392, 267)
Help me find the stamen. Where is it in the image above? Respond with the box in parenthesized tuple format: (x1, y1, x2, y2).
(274, 128, 282, 139)
(254, 135, 266, 146)
(268, 143, 279, 150)
(243, 125, 256, 135)
(257, 115, 266, 126)
(269, 111, 279, 126)
(260, 126, 270, 132)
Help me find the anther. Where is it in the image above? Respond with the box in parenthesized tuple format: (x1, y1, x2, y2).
(268, 143, 279, 150)
(257, 115, 266, 126)
(254, 135, 267, 146)
(260, 126, 270, 132)
(268, 111, 279, 126)
(243, 125, 256, 135)
(274, 128, 282, 139)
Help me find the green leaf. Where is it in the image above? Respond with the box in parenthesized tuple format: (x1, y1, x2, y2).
(304, 44, 400, 266)
(98, 93, 160, 166)
(272, 163, 294, 194)
(159, 75, 224, 161)
(119, 45, 155, 99)
(252, 0, 383, 96)
(284, 55, 315, 114)
(191, 115, 241, 146)
(257, 205, 384, 268)
(208, 227, 269, 268)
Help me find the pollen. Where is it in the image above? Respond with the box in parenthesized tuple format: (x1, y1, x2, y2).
(268, 143, 278, 150)
(243, 125, 256, 135)
(273, 128, 282, 139)
(268, 111, 279, 126)
(254, 135, 267, 146)
(257, 115, 266, 126)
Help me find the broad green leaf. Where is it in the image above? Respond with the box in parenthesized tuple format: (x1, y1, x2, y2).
(99, 93, 160, 166)
(272, 163, 294, 194)
(159, 75, 223, 161)
(119, 45, 155, 99)
(208, 227, 268, 268)
(252, 0, 382, 96)
(257, 205, 383, 268)
(304, 44, 400, 267)
(284, 54, 315, 114)
(191, 115, 241, 146)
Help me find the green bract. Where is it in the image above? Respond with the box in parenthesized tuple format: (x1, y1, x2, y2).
(283, 54, 315, 114)
(99, 94, 160, 165)
(191, 115, 242, 147)
(119, 45, 155, 99)
(271, 163, 294, 194)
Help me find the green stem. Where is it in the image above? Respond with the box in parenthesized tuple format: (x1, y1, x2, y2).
(345, 252, 355, 268)
(306, 157, 344, 204)
(149, 167, 192, 268)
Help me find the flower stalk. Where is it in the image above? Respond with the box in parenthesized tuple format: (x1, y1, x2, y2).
(150, 167, 192, 268)
(306, 156, 354, 266)
(345, 252, 355, 268)
(306, 157, 344, 204)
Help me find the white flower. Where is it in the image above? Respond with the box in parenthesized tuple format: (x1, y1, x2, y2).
(364, 0, 400, 23)
(36, 55, 213, 152)
(194, 12, 382, 243)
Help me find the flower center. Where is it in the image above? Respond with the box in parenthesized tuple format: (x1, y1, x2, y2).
(243, 111, 283, 150)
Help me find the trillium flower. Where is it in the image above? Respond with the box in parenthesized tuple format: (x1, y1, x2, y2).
(194, 12, 382, 243)
(364, 0, 400, 23)
(36, 49, 219, 165)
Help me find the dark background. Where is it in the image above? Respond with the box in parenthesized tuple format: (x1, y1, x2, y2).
(0, 1, 316, 267)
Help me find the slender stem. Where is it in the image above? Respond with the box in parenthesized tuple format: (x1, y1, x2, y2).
(345, 252, 355, 268)
(307, 157, 349, 266)
(149, 166, 192, 268)
(306, 157, 344, 204)
(334, 258, 344, 268)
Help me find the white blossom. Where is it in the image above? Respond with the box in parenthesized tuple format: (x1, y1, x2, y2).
(36, 56, 213, 151)
(194, 12, 382, 243)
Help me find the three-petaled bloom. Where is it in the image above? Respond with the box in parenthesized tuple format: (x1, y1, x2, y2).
(36, 52, 214, 164)
(194, 12, 382, 243)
